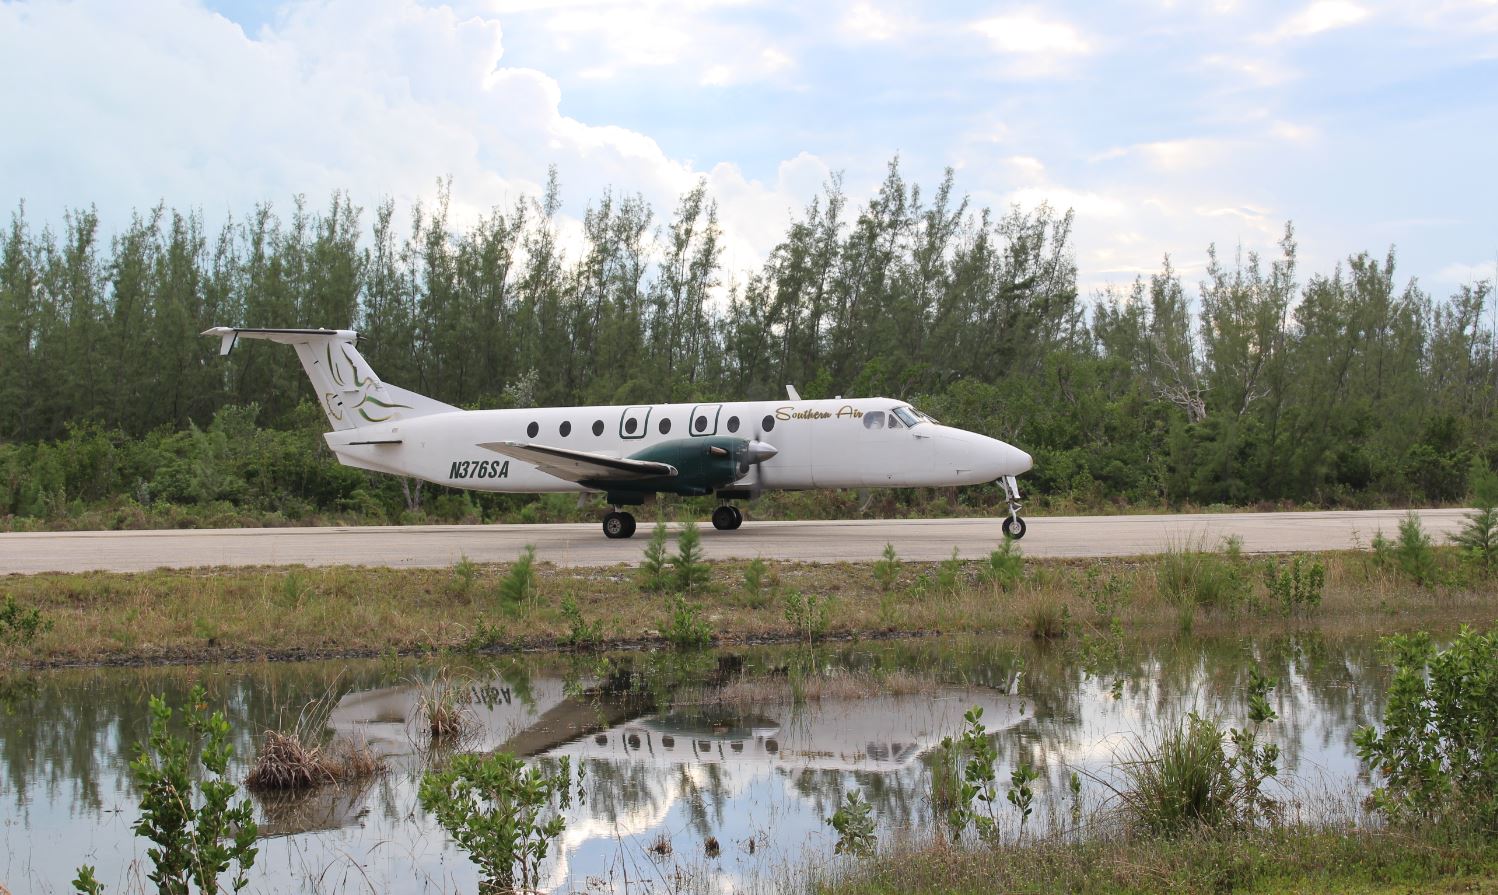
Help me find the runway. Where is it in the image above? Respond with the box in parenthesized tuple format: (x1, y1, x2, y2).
(0, 509, 1473, 575)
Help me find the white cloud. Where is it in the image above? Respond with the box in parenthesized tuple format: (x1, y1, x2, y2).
(841, 2, 903, 41)
(1437, 261, 1498, 284)
(1272, 0, 1370, 39)
(0, 0, 827, 277)
(969, 12, 1091, 56)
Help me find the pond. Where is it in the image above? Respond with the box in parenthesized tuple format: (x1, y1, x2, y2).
(1, 634, 1391, 893)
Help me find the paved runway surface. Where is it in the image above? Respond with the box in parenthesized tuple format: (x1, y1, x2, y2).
(0, 509, 1473, 575)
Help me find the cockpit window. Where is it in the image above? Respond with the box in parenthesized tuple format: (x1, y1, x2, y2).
(892, 406, 921, 428)
(911, 407, 939, 424)
(863, 410, 886, 430)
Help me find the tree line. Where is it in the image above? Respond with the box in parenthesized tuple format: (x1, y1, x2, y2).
(1, 160, 1493, 524)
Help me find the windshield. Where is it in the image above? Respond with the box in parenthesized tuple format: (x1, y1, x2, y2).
(892, 406, 921, 428)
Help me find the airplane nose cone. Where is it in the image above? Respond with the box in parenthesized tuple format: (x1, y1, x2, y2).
(1009, 445, 1033, 474)
(745, 440, 778, 463)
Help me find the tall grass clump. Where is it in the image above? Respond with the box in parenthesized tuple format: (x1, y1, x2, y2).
(1119, 714, 1236, 836)
(1156, 544, 1248, 611)
(246, 688, 384, 791)
(417, 671, 475, 745)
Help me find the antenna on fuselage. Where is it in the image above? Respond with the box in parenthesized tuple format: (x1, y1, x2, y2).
(786, 385, 801, 401)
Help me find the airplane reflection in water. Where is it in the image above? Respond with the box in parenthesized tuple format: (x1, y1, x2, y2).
(260, 672, 1029, 837)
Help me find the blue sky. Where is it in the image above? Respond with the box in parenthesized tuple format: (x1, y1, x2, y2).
(2, 0, 1495, 296)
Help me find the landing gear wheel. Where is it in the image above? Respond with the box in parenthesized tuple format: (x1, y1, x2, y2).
(712, 505, 743, 531)
(1002, 515, 1027, 540)
(603, 511, 637, 539)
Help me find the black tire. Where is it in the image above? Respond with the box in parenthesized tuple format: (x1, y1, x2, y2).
(712, 505, 739, 531)
(604, 511, 636, 539)
(1002, 516, 1027, 540)
(729, 505, 743, 529)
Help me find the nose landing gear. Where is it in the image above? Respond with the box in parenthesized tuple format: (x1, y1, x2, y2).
(1001, 475, 1026, 540)
(711, 504, 743, 531)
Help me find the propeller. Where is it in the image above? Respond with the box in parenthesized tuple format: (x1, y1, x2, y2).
(738, 412, 780, 492)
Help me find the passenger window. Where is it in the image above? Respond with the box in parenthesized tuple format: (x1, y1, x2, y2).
(726, 416, 740, 433)
(762, 415, 776, 432)
(592, 420, 604, 436)
(625, 418, 638, 435)
(660, 418, 672, 434)
(560, 421, 571, 437)
(526, 421, 539, 438)
(863, 411, 886, 430)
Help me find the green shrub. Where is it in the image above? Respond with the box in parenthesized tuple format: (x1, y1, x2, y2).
(1394, 513, 1439, 586)
(740, 556, 771, 607)
(0, 594, 52, 647)
(1355, 627, 1498, 830)
(1453, 506, 1498, 575)
(783, 591, 833, 643)
(76, 685, 259, 894)
(827, 789, 877, 857)
(418, 752, 573, 893)
(936, 547, 963, 592)
(873, 543, 901, 592)
(560, 593, 604, 649)
(1265, 556, 1325, 617)
(638, 521, 671, 592)
(664, 596, 712, 649)
(671, 521, 712, 594)
(496, 545, 537, 610)
(981, 540, 1024, 590)
(937, 706, 1002, 843)
(448, 554, 479, 599)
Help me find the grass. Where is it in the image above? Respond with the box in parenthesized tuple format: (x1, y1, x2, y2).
(813, 827, 1498, 895)
(2, 547, 1497, 666)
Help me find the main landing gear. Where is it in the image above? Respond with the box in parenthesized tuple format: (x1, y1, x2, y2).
(603, 510, 637, 539)
(1001, 475, 1026, 540)
(711, 504, 743, 531)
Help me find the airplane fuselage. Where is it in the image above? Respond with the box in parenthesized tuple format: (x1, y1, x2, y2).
(326, 396, 1031, 495)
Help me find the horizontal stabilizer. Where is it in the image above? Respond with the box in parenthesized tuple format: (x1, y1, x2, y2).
(479, 442, 677, 484)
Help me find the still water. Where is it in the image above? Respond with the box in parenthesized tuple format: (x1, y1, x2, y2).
(1, 635, 1390, 893)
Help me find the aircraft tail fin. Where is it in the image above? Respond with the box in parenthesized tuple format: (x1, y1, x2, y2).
(204, 327, 459, 430)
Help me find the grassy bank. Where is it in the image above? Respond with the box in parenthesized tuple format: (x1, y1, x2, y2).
(814, 827, 1498, 895)
(4, 532, 1498, 666)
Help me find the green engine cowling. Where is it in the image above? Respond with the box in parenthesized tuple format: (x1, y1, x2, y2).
(586, 436, 767, 503)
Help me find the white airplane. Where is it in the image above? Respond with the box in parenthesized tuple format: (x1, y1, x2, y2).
(204, 327, 1033, 539)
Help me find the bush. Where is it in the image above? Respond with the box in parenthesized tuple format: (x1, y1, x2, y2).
(1391, 513, 1439, 586)
(783, 591, 833, 642)
(671, 521, 712, 594)
(827, 789, 877, 857)
(873, 543, 901, 592)
(981, 540, 1024, 590)
(0, 594, 52, 647)
(1265, 556, 1325, 617)
(1453, 506, 1498, 575)
(1355, 627, 1498, 830)
(77, 685, 259, 894)
(418, 752, 573, 893)
(664, 596, 712, 649)
(496, 545, 537, 610)
(560, 593, 604, 649)
(638, 521, 671, 592)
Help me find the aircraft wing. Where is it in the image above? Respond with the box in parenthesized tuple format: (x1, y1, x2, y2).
(478, 442, 677, 484)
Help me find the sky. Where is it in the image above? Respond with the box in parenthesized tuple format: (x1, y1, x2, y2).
(1, 0, 1495, 298)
